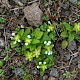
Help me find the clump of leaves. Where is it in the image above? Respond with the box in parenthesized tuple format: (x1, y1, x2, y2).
(63, 70, 78, 80)
(0, 69, 4, 78)
(60, 22, 80, 49)
(0, 17, 6, 23)
(11, 23, 55, 76)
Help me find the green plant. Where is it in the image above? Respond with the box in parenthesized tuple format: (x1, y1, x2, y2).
(0, 17, 6, 23)
(63, 71, 71, 80)
(0, 69, 4, 78)
(63, 70, 78, 80)
(11, 23, 55, 76)
(0, 61, 3, 67)
(60, 22, 80, 49)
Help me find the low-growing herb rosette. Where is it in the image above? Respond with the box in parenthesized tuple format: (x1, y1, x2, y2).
(11, 23, 56, 76)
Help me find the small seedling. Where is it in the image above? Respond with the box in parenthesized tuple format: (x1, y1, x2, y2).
(60, 22, 80, 49)
(0, 17, 6, 23)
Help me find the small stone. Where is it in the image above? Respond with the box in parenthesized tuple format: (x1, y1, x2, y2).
(68, 41, 76, 50)
(13, 0, 23, 6)
(62, 2, 69, 10)
(32, 69, 37, 75)
(23, 2, 43, 27)
(65, 53, 70, 61)
(78, 64, 80, 69)
(48, 76, 56, 80)
(0, 38, 4, 48)
(15, 68, 24, 77)
(78, 46, 80, 51)
(50, 68, 59, 77)
(43, 75, 48, 80)
(78, 60, 80, 69)
(59, 75, 64, 80)
(69, 0, 78, 3)
(64, 11, 71, 16)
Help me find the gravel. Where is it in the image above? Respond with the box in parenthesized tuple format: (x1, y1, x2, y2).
(50, 68, 59, 77)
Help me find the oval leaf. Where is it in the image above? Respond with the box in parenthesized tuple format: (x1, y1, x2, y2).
(68, 32, 74, 42)
(62, 40, 68, 49)
(31, 39, 40, 44)
(61, 31, 68, 37)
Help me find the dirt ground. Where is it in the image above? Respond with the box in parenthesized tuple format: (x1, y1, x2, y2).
(0, 0, 80, 80)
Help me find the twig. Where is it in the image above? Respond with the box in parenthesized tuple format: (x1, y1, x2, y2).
(28, 0, 38, 4)
(4, 28, 7, 49)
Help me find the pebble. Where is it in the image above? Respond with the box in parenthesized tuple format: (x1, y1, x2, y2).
(15, 68, 24, 77)
(43, 75, 48, 80)
(32, 69, 37, 75)
(50, 68, 59, 77)
(62, 2, 69, 10)
(68, 41, 76, 50)
(0, 38, 4, 48)
(78, 60, 80, 69)
(48, 76, 56, 80)
(69, 0, 78, 3)
(23, 2, 43, 27)
(64, 52, 70, 61)
(78, 46, 80, 51)
(59, 75, 64, 80)
(78, 64, 80, 69)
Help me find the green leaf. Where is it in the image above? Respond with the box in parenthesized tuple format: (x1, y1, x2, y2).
(40, 69, 45, 76)
(40, 23, 48, 31)
(14, 35, 20, 41)
(61, 31, 68, 37)
(61, 22, 73, 31)
(25, 28, 31, 34)
(22, 45, 29, 52)
(68, 32, 74, 42)
(62, 40, 68, 49)
(43, 15, 49, 21)
(18, 29, 24, 37)
(11, 41, 18, 48)
(31, 39, 40, 44)
(33, 48, 41, 58)
(0, 69, 4, 74)
(5, 48, 9, 53)
(4, 53, 8, 61)
(49, 32, 55, 40)
(74, 34, 80, 41)
(40, 64, 47, 72)
(42, 33, 50, 41)
(25, 51, 33, 61)
(0, 17, 6, 23)
(33, 28, 43, 39)
(73, 23, 80, 32)
(47, 55, 53, 61)
(29, 45, 36, 51)
(0, 61, 3, 67)
(22, 28, 31, 40)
